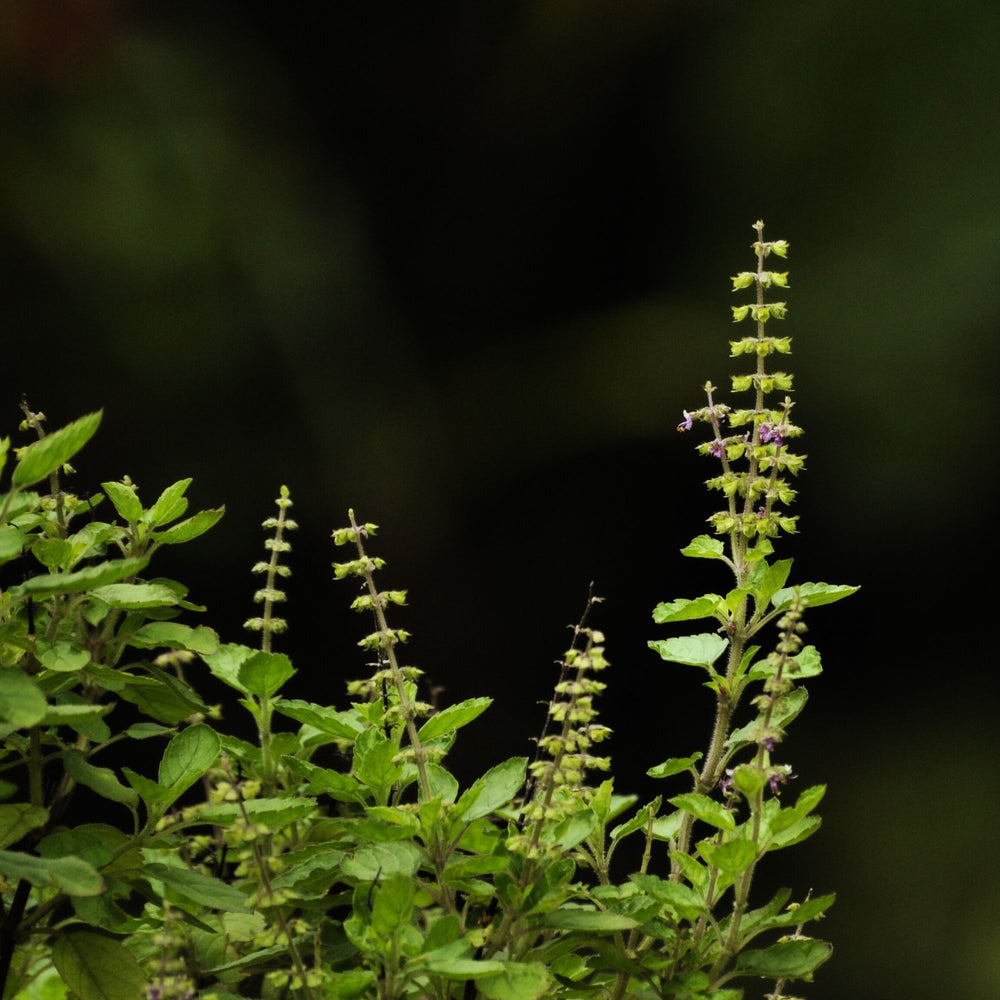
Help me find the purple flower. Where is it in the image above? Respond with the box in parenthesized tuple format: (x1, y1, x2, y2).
(759, 423, 783, 446)
(708, 440, 724, 459)
(719, 769, 735, 795)
(760, 735, 777, 752)
(677, 410, 694, 431)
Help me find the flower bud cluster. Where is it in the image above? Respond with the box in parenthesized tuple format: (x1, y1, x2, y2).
(244, 486, 296, 644)
(524, 627, 612, 822)
(677, 222, 806, 541)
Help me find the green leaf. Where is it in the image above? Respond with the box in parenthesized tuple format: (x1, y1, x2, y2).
(0, 849, 103, 895)
(652, 596, 723, 625)
(237, 651, 295, 698)
(35, 639, 91, 672)
(681, 535, 726, 559)
(0, 669, 47, 728)
(423, 958, 505, 980)
(158, 723, 220, 793)
(199, 796, 317, 829)
(417, 696, 492, 741)
(669, 792, 736, 831)
(0, 525, 26, 564)
(63, 749, 139, 808)
(371, 873, 415, 937)
(12, 411, 102, 490)
(0, 803, 49, 849)
(52, 930, 146, 1000)
(647, 754, 701, 779)
(541, 908, 638, 931)
(121, 768, 173, 806)
(649, 633, 729, 670)
(144, 862, 250, 912)
(281, 757, 365, 803)
(273, 698, 364, 740)
(748, 558, 793, 610)
(478, 962, 551, 1000)
(145, 478, 191, 527)
(100, 480, 143, 523)
(127, 622, 219, 655)
(630, 873, 704, 922)
(735, 938, 833, 979)
(454, 757, 527, 822)
(772, 582, 859, 611)
(6, 557, 148, 598)
(609, 797, 661, 845)
(154, 506, 225, 545)
(117, 670, 209, 725)
(698, 835, 757, 873)
(353, 727, 403, 804)
(340, 841, 422, 881)
(88, 583, 180, 609)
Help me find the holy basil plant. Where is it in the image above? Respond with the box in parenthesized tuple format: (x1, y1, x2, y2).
(0, 221, 855, 1000)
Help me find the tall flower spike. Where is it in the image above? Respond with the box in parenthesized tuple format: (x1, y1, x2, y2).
(680, 221, 805, 544)
(244, 485, 296, 652)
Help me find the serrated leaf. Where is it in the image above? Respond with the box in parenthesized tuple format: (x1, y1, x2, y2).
(274, 698, 364, 740)
(371, 873, 416, 936)
(12, 411, 102, 490)
(282, 757, 365, 802)
(237, 651, 295, 698)
(649, 633, 729, 670)
(52, 930, 146, 1000)
(652, 596, 723, 624)
(772, 582, 859, 611)
(418, 696, 492, 741)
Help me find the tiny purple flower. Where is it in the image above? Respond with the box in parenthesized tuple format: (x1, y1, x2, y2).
(760, 735, 777, 752)
(759, 423, 784, 446)
(719, 769, 735, 795)
(677, 410, 694, 431)
(708, 440, 724, 459)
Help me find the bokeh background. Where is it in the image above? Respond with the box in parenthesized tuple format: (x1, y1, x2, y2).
(2, 2, 999, 998)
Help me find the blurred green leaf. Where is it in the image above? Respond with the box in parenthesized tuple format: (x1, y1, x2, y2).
(0, 669, 47, 728)
(0, 803, 48, 849)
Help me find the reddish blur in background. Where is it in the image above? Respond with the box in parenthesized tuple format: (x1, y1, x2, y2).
(2, 4, 999, 998)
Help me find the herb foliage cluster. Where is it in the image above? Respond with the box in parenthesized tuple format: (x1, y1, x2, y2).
(0, 223, 856, 1000)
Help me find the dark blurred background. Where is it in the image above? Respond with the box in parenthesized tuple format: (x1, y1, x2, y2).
(2, 1, 999, 997)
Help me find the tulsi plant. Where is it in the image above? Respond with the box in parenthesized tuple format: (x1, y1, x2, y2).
(0, 221, 856, 1000)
